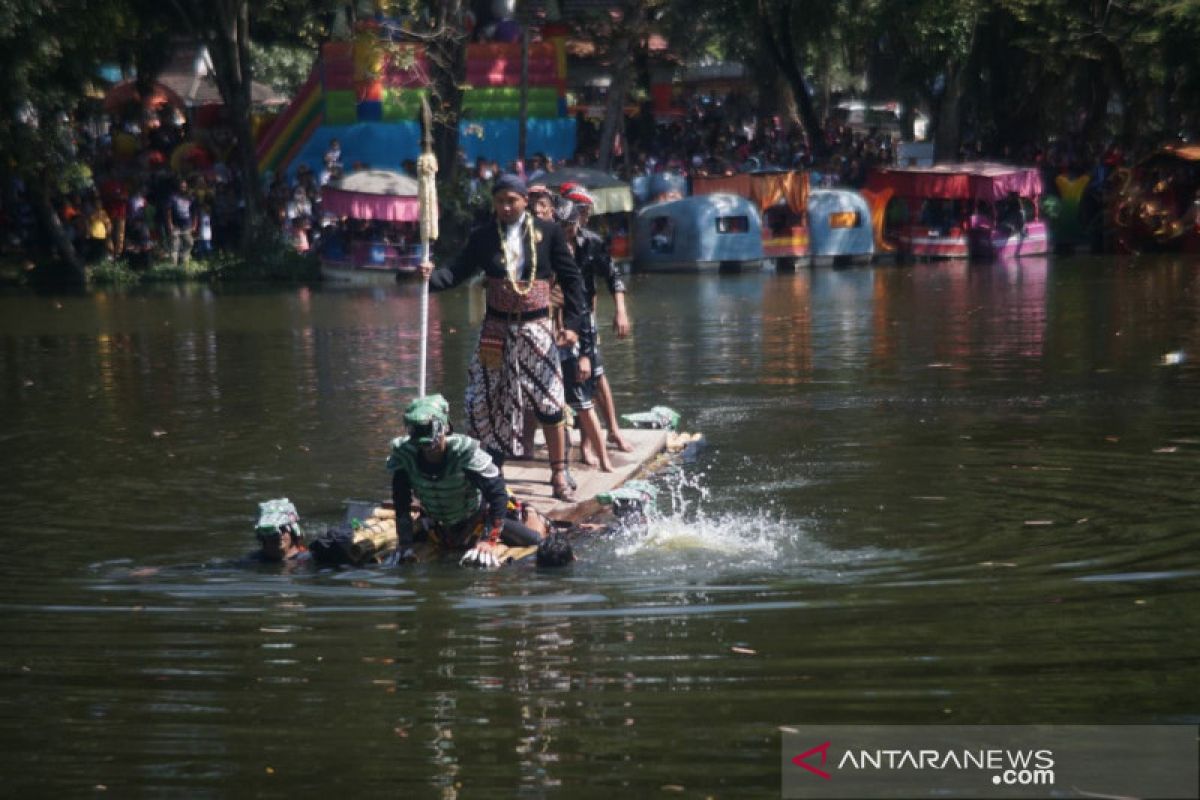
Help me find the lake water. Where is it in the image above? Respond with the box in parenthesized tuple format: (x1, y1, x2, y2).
(1, 255, 1198, 797)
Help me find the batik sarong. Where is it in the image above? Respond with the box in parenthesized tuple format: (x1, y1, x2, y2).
(466, 278, 565, 458)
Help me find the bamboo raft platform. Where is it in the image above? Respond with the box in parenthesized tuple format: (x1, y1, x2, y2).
(504, 427, 672, 524)
(316, 426, 699, 567)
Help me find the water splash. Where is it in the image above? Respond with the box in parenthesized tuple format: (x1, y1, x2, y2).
(615, 509, 787, 560)
(602, 465, 896, 579)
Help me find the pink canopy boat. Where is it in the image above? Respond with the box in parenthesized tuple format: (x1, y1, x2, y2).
(321, 169, 421, 221)
(866, 162, 1050, 259)
(319, 170, 424, 283)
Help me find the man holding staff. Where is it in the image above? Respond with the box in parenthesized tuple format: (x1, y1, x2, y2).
(418, 174, 590, 502)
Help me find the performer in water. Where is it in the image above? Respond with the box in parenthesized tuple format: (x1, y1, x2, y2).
(387, 394, 547, 569)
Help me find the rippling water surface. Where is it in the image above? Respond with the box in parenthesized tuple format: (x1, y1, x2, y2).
(2, 255, 1199, 797)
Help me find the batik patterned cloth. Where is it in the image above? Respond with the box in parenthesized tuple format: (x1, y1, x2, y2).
(466, 278, 564, 457)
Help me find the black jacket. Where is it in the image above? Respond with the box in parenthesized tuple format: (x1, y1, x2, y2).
(428, 214, 588, 335)
(574, 226, 626, 306)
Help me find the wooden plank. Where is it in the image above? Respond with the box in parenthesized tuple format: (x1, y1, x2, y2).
(503, 428, 670, 523)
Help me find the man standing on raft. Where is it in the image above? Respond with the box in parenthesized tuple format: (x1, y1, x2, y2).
(419, 174, 591, 501)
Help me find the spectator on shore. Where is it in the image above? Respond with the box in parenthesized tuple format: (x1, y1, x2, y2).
(166, 179, 196, 269)
(83, 200, 112, 263)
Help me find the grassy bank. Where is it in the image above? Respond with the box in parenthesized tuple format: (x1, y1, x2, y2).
(0, 239, 321, 289)
(87, 248, 321, 286)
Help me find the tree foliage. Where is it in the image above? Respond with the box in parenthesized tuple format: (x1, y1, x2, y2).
(0, 0, 141, 280)
(653, 0, 1199, 155)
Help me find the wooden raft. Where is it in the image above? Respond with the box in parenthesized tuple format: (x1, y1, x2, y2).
(503, 428, 671, 524)
(343, 427, 677, 566)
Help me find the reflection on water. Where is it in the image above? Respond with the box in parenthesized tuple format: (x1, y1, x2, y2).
(1, 256, 1199, 796)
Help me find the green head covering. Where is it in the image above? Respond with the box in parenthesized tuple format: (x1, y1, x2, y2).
(404, 394, 450, 446)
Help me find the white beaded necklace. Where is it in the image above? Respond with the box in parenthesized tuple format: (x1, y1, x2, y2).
(497, 214, 537, 296)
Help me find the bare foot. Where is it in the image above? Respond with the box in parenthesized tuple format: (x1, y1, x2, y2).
(607, 431, 634, 452)
(580, 448, 599, 467)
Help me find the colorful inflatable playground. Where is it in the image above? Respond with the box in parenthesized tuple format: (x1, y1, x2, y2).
(255, 20, 576, 179)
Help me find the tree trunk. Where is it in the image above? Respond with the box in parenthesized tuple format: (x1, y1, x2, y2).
(933, 62, 966, 161)
(1078, 51, 1111, 145)
(172, 0, 264, 253)
(596, 19, 634, 170)
(931, 12, 980, 162)
(208, 1, 263, 251)
(425, 0, 467, 185)
(31, 175, 85, 285)
(757, 0, 826, 156)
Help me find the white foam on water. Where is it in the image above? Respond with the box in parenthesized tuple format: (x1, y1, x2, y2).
(598, 466, 899, 580)
(614, 508, 790, 561)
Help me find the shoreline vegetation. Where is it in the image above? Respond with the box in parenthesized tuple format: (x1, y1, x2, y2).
(0, 237, 321, 289)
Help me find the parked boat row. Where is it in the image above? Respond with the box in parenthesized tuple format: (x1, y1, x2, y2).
(628, 163, 1049, 272)
(630, 188, 876, 271)
(316, 160, 1087, 282)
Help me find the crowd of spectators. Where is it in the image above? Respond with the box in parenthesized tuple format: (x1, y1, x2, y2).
(0, 87, 1158, 272)
(571, 92, 902, 188)
(1, 105, 250, 270)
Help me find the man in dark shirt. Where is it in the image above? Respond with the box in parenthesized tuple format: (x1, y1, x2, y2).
(563, 188, 634, 454)
(418, 174, 589, 501)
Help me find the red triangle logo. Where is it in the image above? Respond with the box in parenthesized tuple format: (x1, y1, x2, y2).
(791, 740, 832, 780)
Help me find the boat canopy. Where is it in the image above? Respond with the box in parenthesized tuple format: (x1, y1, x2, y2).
(632, 172, 688, 205)
(634, 193, 763, 268)
(866, 162, 1044, 201)
(808, 189, 873, 258)
(322, 169, 420, 221)
(693, 169, 809, 215)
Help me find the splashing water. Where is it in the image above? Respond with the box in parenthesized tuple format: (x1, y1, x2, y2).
(614, 509, 790, 560)
(601, 466, 896, 579)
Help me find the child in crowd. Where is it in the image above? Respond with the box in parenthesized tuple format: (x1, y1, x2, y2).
(195, 203, 214, 260)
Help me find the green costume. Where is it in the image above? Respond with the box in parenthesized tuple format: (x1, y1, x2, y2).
(387, 394, 511, 549)
(386, 433, 495, 528)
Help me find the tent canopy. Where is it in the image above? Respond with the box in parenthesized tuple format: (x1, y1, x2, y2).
(866, 162, 1044, 201)
(104, 76, 285, 115)
(103, 80, 186, 113)
(693, 170, 809, 215)
(546, 167, 634, 215)
(321, 169, 420, 221)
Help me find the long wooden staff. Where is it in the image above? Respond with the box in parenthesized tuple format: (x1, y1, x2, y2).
(417, 96, 439, 397)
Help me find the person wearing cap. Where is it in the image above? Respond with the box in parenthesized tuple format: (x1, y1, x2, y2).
(253, 504, 309, 564)
(419, 173, 590, 502)
(528, 183, 555, 221)
(387, 394, 544, 568)
(551, 196, 613, 473)
(560, 186, 634, 454)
